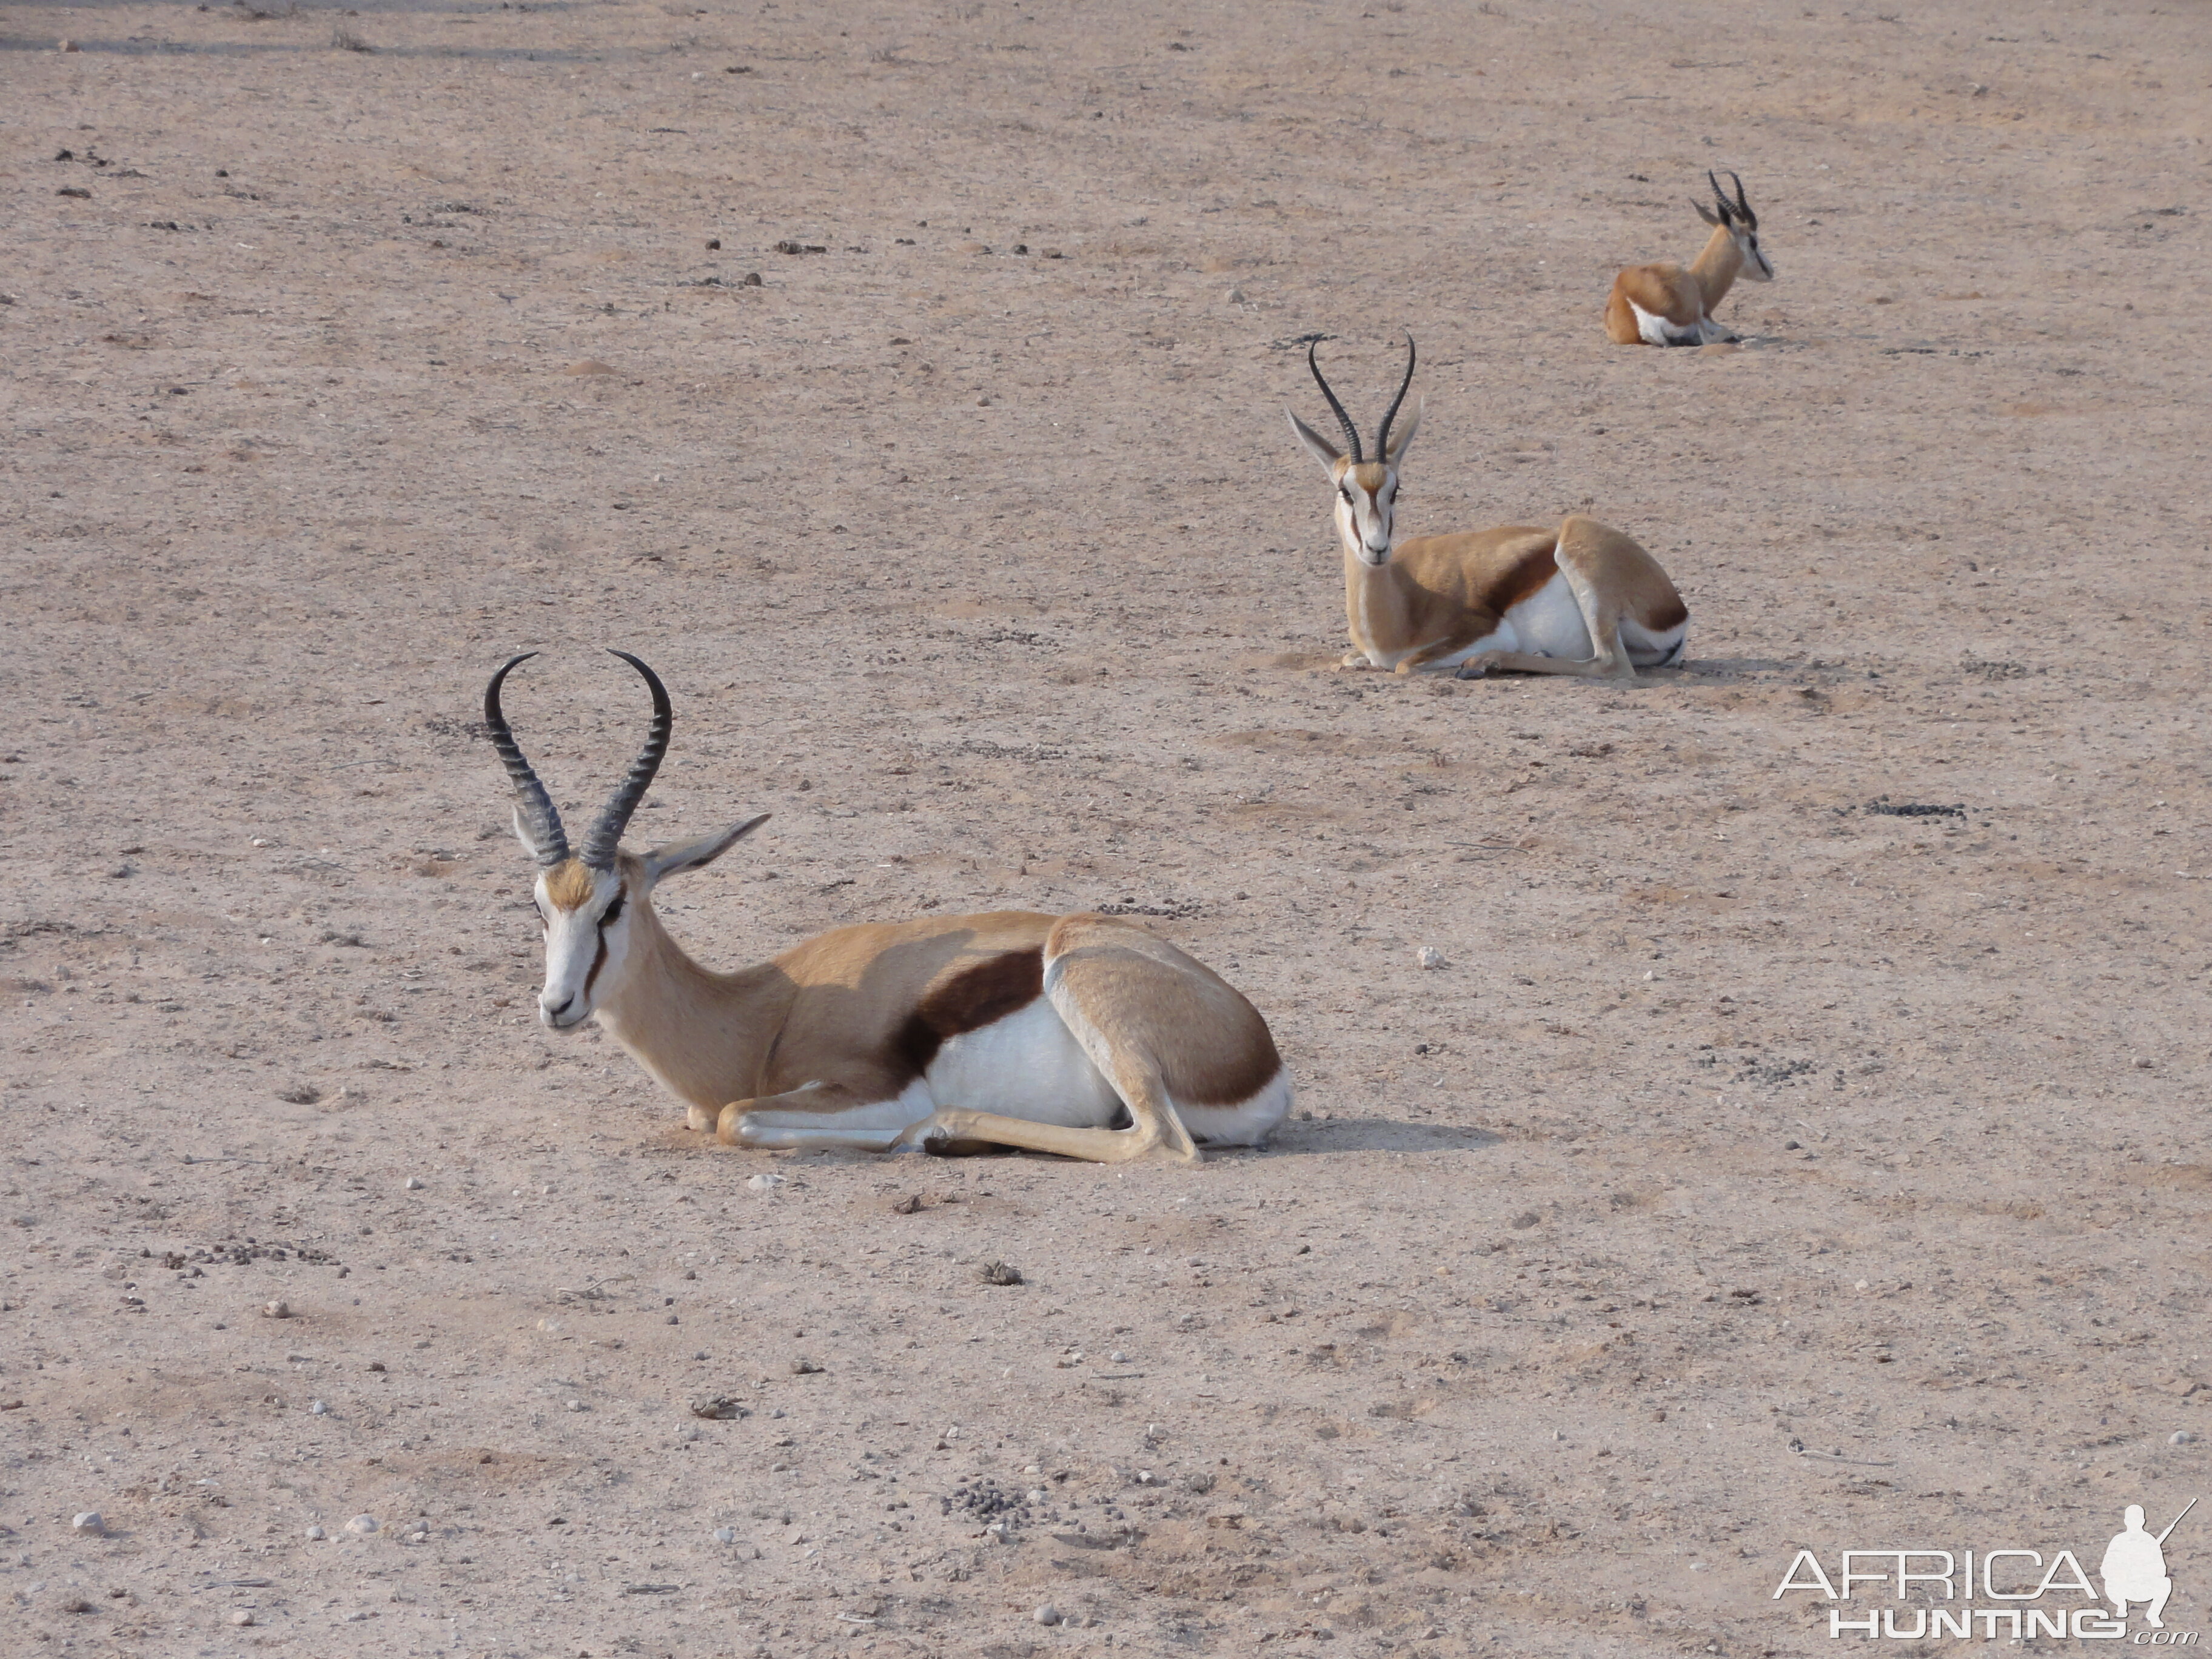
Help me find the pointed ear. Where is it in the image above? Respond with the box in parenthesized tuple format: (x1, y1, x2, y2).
(1693, 198, 1724, 227)
(640, 813, 771, 886)
(1288, 409, 1344, 473)
(1386, 396, 1424, 467)
(512, 803, 556, 865)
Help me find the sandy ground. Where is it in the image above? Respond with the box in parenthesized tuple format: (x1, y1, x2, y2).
(5, 0, 2212, 1654)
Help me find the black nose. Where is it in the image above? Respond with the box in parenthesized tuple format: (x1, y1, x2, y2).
(544, 994, 574, 1021)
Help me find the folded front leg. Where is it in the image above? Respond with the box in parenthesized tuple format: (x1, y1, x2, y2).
(718, 1082, 934, 1151)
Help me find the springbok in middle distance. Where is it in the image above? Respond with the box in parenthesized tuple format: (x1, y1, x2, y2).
(1287, 335, 1689, 680)
(484, 650, 1293, 1164)
(1604, 170, 1774, 347)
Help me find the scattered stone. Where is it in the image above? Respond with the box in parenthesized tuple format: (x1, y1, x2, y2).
(1034, 1604, 1062, 1626)
(1416, 946, 1447, 970)
(890, 1194, 924, 1215)
(70, 1511, 104, 1537)
(706, 238, 721, 249)
(791, 1356, 824, 1375)
(344, 1513, 378, 1534)
(309, 1399, 329, 1415)
(276, 1084, 320, 1104)
(404, 1176, 423, 1190)
(714, 1525, 738, 1543)
(1185, 1471, 1216, 1493)
(1226, 287, 1247, 303)
(692, 1395, 749, 1419)
(741, 271, 762, 286)
(746, 1172, 784, 1192)
(567, 1398, 587, 1411)
(563, 359, 615, 376)
(306, 1524, 326, 1539)
(979, 1261, 1024, 1286)
(262, 1299, 292, 1319)
(1110, 1350, 1128, 1363)
(231, 1609, 255, 1627)
(62, 1596, 94, 1613)
(58, 185, 92, 199)
(2173, 1430, 2197, 1446)
(59, 39, 81, 52)
(1511, 1210, 1540, 1230)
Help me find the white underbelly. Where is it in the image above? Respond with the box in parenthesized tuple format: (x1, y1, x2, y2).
(925, 997, 1122, 1128)
(1439, 567, 1591, 663)
(1629, 298, 1699, 347)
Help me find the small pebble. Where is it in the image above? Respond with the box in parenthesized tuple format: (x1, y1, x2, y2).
(1034, 1604, 1062, 1627)
(746, 1173, 783, 1192)
(407, 1528, 429, 1543)
(2173, 1430, 2196, 1446)
(1110, 1350, 1128, 1364)
(60, 38, 81, 50)
(1136, 1469, 1155, 1485)
(404, 1176, 423, 1190)
(231, 1610, 255, 1627)
(713, 1526, 738, 1544)
(344, 1513, 378, 1535)
(1416, 945, 1447, 970)
(1226, 287, 1247, 303)
(306, 1524, 327, 1540)
(263, 1299, 292, 1319)
(568, 1398, 586, 1411)
(309, 1399, 329, 1415)
(70, 1511, 104, 1537)
(1027, 1488, 1048, 1503)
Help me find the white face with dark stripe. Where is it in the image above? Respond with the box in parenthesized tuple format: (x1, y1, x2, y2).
(1336, 460, 1398, 566)
(1734, 224, 1774, 280)
(534, 862, 632, 1030)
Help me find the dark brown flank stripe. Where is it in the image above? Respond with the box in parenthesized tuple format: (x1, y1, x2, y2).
(893, 947, 1045, 1075)
(1496, 538, 1566, 612)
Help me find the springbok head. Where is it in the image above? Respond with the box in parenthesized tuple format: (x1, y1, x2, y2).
(1694, 170, 1773, 281)
(484, 651, 768, 1031)
(1287, 333, 1423, 568)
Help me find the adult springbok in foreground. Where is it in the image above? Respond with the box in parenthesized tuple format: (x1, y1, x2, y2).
(1604, 170, 1774, 347)
(484, 651, 1292, 1162)
(1287, 336, 1689, 679)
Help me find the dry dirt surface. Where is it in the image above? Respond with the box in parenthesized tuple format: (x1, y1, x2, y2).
(5, 0, 2211, 1654)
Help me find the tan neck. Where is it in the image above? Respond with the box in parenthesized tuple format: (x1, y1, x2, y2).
(1688, 223, 1744, 316)
(1342, 537, 1419, 657)
(592, 905, 793, 1111)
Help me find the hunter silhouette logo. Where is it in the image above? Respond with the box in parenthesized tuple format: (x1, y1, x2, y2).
(2105, 1501, 2193, 1629)
(1775, 1499, 2199, 1641)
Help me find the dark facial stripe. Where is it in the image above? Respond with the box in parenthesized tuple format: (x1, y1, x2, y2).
(583, 931, 611, 1000)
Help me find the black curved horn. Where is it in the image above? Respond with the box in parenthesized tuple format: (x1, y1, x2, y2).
(579, 650, 674, 868)
(1727, 169, 1755, 230)
(1375, 332, 1416, 461)
(484, 652, 572, 868)
(1307, 340, 1364, 464)
(1706, 169, 1736, 224)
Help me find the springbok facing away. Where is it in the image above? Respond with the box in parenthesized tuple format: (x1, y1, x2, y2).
(1287, 335, 1689, 680)
(1604, 170, 1774, 347)
(484, 652, 1292, 1164)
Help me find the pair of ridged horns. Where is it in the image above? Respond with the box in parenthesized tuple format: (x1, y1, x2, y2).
(484, 650, 670, 870)
(1307, 332, 1416, 467)
(1703, 169, 1756, 231)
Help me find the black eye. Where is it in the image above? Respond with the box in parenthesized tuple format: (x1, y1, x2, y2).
(1340, 487, 1354, 503)
(600, 893, 625, 928)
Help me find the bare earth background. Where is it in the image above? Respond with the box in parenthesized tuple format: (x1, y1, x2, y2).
(4, 0, 2211, 1654)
